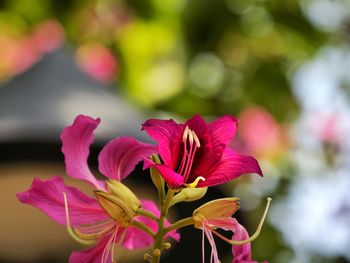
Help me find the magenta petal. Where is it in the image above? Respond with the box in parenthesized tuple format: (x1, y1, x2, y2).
(17, 176, 108, 226)
(231, 221, 252, 262)
(61, 115, 104, 190)
(185, 114, 209, 140)
(207, 218, 239, 232)
(122, 200, 180, 249)
(69, 235, 111, 263)
(199, 148, 263, 187)
(143, 157, 154, 169)
(98, 137, 157, 181)
(208, 115, 238, 147)
(154, 164, 184, 188)
(142, 118, 183, 169)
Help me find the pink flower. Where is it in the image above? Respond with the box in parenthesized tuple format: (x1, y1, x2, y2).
(76, 43, 118, 83)
(231, 223, 268, 263)
(17, 115, 178, 262)
(238, 106, 288, 160)
(142, 114, 262, 188)
(193, 198, 271, 263)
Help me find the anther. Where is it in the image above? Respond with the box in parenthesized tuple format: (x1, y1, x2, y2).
(188, 129, 194, 145)
(192, 130, 201, 147)
(183, 126, 189, 141)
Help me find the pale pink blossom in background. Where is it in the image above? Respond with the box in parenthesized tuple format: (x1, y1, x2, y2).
(32, 20, 65, 53)
(76, 43, 118, 83)
(0, 19, 64, 81)
(238, 106, 288, 160)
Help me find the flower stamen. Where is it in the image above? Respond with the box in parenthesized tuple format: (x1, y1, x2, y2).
(179, 127, 201, 183)
(210, 197, 272, 245)
(63, 192, 96, 246)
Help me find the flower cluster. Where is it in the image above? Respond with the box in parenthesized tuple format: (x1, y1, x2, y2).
(17, 114, 270, 263)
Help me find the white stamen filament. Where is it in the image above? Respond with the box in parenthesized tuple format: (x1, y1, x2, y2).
(178, 127, 201, 182)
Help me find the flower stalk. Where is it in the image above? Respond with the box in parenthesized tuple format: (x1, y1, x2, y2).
(17, 114, 269, 263)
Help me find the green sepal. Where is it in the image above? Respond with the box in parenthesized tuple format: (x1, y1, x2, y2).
(94, 190, 133, 227)
(150, 154, 165, 194)
(192, 197, 240, 227)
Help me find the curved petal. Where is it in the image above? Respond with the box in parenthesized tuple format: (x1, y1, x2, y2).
(16, 176, 108, 226)
(185, 114, 209, 140)
(199, 148, 263, 188)
(61, 115, 104, 190)
(208, 115, 238, 147)
(69, 235, 111, 263)
(186, 115, 224, 179)
(154, 164, 184, 188)
(122, 200, 180, 249)
(142, 118, 183, 169)
(98, 137, 157, 181)
(231, 221, 252, 262)
(208, 115, 238, 146)
(207, 218, 239, 232)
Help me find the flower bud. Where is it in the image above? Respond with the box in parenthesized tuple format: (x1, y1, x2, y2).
(170, 187, 207, 206)
(106, 180, 141, 212)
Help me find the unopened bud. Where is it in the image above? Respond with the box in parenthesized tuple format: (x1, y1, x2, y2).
(106, 180, 141, 212)
(144, 253, 152, 262)
(153, 249, 161, 257)
(170, 187, 207, 206)
(162, 242, 171, 250)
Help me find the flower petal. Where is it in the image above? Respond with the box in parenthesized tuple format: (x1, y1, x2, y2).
(208, 115, 238, 147)
(61, 115, 104, 190)
(199, 148, 263, 187)
(98, 137, 157, 181)
(153, 164, 184, 188)
(69, 235, 111, 263)
(207, 218, 239, 232)
(17, 176, 108, 226)
(231, 221, 252, 262)
(122, 200, 180, 249)
(185, 114, 209, 140)
(142, 118, 183, 169)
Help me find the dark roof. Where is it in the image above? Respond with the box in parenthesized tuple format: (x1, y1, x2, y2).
(0, 47, 148, 143)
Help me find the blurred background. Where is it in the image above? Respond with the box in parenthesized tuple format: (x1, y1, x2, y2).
(0, 0, 350, 262)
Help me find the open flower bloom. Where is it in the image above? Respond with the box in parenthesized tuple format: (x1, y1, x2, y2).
(192, 198, 271, 263)
(17, 115, 179, 262)
(142, 114, 262, 188)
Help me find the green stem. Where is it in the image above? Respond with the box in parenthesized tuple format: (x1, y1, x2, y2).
(136, 208, 159, 221)
(150, 189, 175, 263)
(164, 217, 194, 234)
(132, 220, 156, 238)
